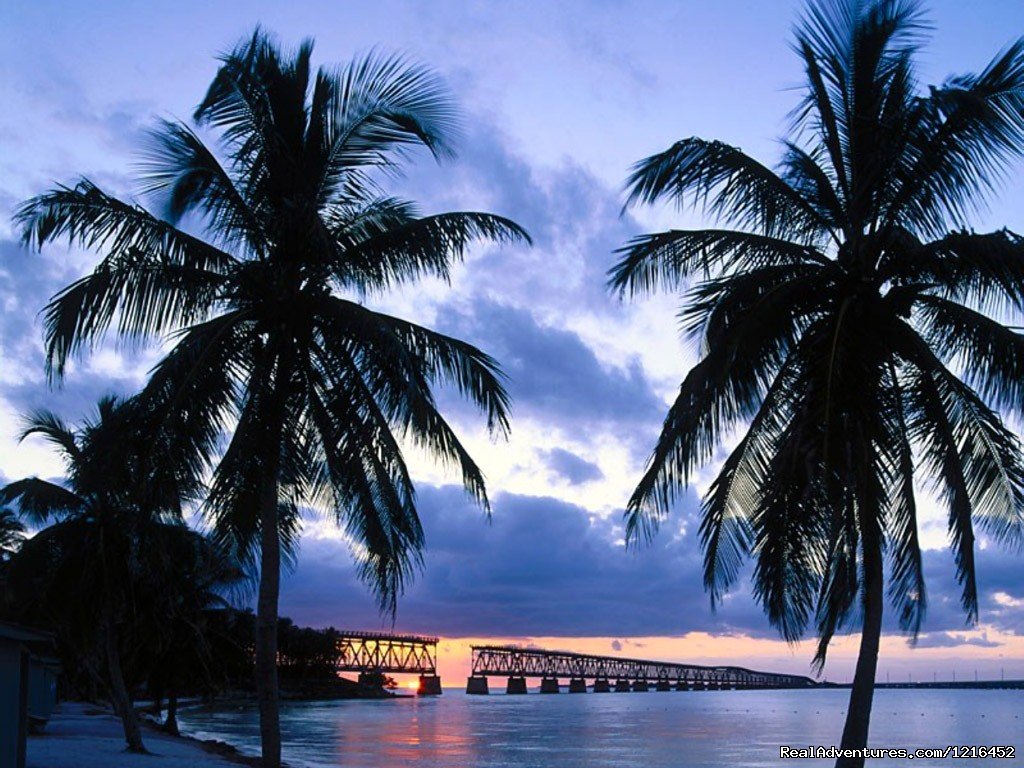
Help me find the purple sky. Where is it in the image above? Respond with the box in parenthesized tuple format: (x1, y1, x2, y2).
(1, 0, 1023, 679)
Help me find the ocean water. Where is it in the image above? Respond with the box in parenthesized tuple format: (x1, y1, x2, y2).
(180, 688, 1022, 767)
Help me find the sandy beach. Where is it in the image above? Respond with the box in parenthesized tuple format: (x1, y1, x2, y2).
(26, 702, 252, 768)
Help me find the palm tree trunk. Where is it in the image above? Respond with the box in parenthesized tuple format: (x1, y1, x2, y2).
(164, 689, 179, 736)
(256, 490, 282, 767)
(103, 615, 147, 753)
(255, 381, 286, 768)
(836, 538, 884, 768)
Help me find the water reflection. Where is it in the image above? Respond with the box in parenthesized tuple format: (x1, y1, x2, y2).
(180, 688, 1022, 767)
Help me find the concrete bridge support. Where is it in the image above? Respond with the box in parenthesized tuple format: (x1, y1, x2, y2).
(655, 678, 671, 692)
(614, 679, 631, 692)
(675, 680, 690, 691)
(505, 676, 527, 694)
(417, 675, 442, 695)
(466, 676, 489, 695)
(593, 678, 611, 693)
(568, 678, 587, 693)
(632, 679, 649, 692)
(540, 677, 560, 693)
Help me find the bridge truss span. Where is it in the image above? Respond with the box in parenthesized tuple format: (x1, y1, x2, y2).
(334, 630, 443, 695)
(335, 631, 439, 674)
(468, 644, 815, 693)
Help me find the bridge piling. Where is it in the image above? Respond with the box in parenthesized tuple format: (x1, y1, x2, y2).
(614, 679, 631, 692)
(540, 677, 560, 693)
(568, 678, 587, 693)
(466, 676, 489, 695)
(506, 676, 527, 694)
(417, 675, 442, 696)
(632, 679, 649, 692)
(593, 678, 611, 693)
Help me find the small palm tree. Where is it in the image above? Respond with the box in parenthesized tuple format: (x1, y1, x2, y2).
(2, 396, 206, 753)
(136, 528, 245, 735)
(16, 30, 527, 767)
(611, 1, 1024, 764)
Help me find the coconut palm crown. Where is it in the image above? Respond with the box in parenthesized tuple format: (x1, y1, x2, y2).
(15, 30, 528, 767)
(611, 0, 1024, 762)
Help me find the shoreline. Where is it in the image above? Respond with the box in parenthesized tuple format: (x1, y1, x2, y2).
(26, 701, 262, 768)
(141, 714, 262, 768)
(27, 684, 418, 768)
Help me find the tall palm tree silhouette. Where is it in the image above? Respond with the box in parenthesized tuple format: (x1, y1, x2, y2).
(612, 1, 1024, 763)
(17, 31, 528, 766)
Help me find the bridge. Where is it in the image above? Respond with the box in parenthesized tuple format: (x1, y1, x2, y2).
(466, 645, 817, 694)
(333, 631, 442, 695)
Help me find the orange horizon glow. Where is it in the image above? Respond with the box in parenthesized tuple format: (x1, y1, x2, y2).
(363, 629, 1024, 689)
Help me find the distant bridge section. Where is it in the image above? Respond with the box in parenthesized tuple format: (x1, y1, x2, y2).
(334, 630, 442, 695)
(467, 644, 817, 694)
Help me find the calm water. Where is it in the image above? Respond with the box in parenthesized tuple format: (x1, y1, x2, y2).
(180, 688, 1022, 767)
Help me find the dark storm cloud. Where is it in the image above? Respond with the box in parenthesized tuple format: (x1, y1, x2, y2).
(542, 447, 604, 485)
(284, 484, 766, 638)
(281, 483, 1024, 648)
(439, 300, 663, 436)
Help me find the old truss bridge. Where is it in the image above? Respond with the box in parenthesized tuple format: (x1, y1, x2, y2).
(466, 644, 817, 694)
(334, 630, 442, 695)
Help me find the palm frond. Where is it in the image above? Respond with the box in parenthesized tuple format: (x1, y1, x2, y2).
(916, 294, 1024, 417)
(194, 29, 282, 196)
(332, 211, 530, 292)
(19, 410, 81, 463)
(624, 138, 834, 244)
(883, 363, 926, 636)
(0, 478, 84, 525)
(885, 229, 1024, 314)
(699, 347, 809, 605)
(138, 118, 267, 253)
(320, 297, 511, 437)
(889, 38, 1024, 235)
(609, 229, 829, 297)
(311, 50, 459, 206)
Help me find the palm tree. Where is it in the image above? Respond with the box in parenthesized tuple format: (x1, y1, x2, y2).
(16, 30, 527, 767)
(136, 527, 245, 736)
(611, 1, 1024, 763)
(1, 396, 206, 753)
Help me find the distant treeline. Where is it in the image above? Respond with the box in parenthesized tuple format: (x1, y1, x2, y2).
(0, 559, 358, 705)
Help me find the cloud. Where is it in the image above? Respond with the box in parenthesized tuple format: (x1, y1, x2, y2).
(441, 300, 663, 436)
(542, 447, 604, 485)
(0, 239, 153, 416)
(913, 632, 1003, 650)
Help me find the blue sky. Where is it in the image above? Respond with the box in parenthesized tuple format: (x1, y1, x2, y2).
(2, 0, 1024, 680)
